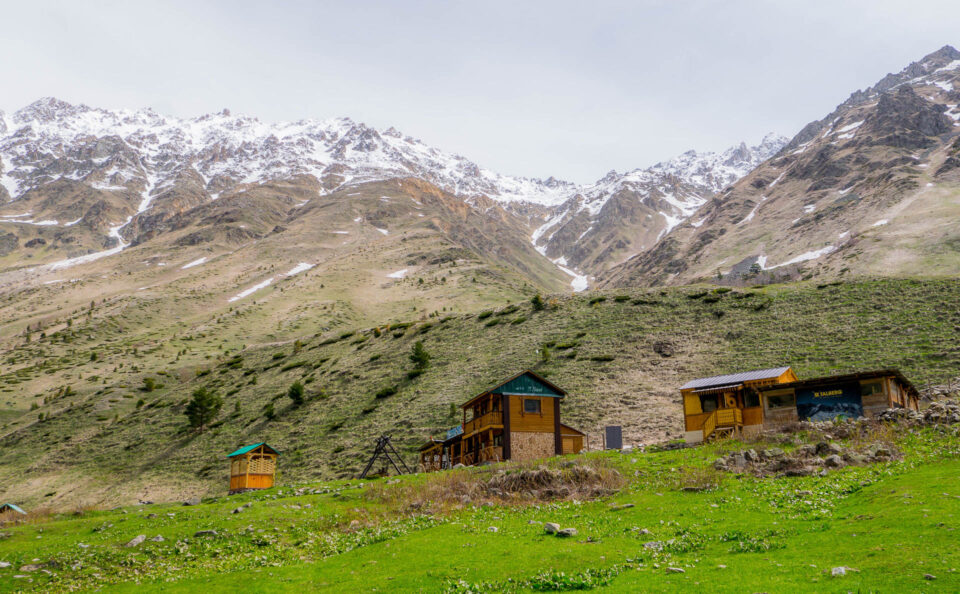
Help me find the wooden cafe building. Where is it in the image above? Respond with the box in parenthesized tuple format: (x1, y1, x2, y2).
(681, 366, 919, 442)
(419, 371, 586, 471)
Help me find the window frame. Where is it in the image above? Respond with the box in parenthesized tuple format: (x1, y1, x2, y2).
(523, 398, 542, 415)
(765, 389, 796, 410)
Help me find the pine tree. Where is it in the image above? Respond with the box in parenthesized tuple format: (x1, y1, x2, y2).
(410, 341, 431, 370)
(185, 387, 222, 433)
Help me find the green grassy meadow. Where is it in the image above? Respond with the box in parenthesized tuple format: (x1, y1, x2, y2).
(1, 421, 958, 592)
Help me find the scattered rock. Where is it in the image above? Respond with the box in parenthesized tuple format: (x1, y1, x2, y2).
(643, 541, 663, 550)
(487, 526, 499, 533)
(232, 507, 245, 514)
(817, 442, 842, 456)
(824, 455, 845, 468)
(831, 567, 847, 577)
(557, 528, 578, 537)
(19, 564, 43, 572)
(609, 503, 635, 511)
(0, 561, 10, 568)
(762, 447, 785, 459)
(193, 530, 218, 538)
(146, 513, 158, 519)
(544, 523, 561, 534)
(124, 535, 146, 548)
(150, 536, 164, 542)
(924, 574, 936, 580)
(666, 567, 685, 574)
(183, 497, 201, 506)
(527, 520, 542, 525)
(744, 449, 759, 462)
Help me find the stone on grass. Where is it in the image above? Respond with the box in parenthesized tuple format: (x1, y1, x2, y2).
(487, 526, 498, 533)
(557, 528, 578, 537)
(0, 561, 10, 568)
(183, 497, 201, 506)
(193, 530, 218, 538)
(150, 535, 164, 542)
(924, 574, 936, 580)
(666, 567, 685, 573)
(544, 522, 560, 534)
(831, 567, 846, 577)
(124, 535, 146, 548)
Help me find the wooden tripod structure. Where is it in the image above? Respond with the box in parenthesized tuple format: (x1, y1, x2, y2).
(359, 435, 412, 479)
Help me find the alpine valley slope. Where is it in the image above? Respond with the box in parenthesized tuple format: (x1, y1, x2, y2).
(602, 45, 960, 287)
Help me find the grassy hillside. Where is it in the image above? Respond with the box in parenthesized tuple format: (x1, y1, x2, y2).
(0, 418, 958, 592)
(1, 278, 960, 508)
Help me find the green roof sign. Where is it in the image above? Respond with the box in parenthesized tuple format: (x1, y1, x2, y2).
(491, 372, 564, 398)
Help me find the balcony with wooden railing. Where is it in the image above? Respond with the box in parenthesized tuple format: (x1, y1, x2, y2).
(463, 410, 503, 437)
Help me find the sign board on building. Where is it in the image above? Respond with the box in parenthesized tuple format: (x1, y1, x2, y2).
(603, 425, 623, 450)
(796, 382, 863, 421)
(445, 425, 463, 440)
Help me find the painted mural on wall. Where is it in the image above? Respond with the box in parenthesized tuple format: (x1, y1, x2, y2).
(796, 382, 863, 421)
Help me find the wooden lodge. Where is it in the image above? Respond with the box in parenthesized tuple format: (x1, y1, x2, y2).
(228, 442, 279, 493)
(419, 371, 585, 471)
(681, 367, 920, 442)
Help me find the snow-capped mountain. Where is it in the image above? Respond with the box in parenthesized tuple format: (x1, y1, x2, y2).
(0, 97, 785, 290)
(528, 134, 787, 277)
(0, 97, 575, 208)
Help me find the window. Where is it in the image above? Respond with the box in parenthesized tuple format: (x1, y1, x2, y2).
(766, 390, 795, 409)
(744, 390, 760, 408)
(700, 394, 719, 413)
(861, 381, 883, 396)
(524, 398, 541, 414)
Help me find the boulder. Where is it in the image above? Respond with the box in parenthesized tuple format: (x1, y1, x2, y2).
(124, 535, 146, 548)
(666, 567, 685, 574)
(743, 449, 759, 462)
(544, 523, 561, 534)
(149, 535, 164, 542)
(816, 442, 841, 456)
(824, 455, 844, 468)
(762, 447, 785, 459)
(182, 497, 201, 506)
(557, 528, 578, 537)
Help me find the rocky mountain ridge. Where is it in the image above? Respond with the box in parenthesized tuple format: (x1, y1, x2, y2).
(601, 45, 960, 287)
(0, 97, 781, 289)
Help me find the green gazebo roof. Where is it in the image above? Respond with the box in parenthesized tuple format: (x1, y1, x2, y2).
(227, 443, 280, 458)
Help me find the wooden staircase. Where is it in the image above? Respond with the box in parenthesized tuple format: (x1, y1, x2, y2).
(702, 408, 743, 441)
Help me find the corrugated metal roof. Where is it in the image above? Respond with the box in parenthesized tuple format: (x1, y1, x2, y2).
(227, 442, 280, 458)
(680, 367, 791, 390)
(0, 503, 25, 514)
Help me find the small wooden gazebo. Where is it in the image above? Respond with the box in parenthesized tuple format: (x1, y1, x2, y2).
(227, 443, 279, 494)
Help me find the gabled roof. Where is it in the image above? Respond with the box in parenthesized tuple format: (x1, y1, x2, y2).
(463, 370, 567, 408)
(0, 503, 25, 514)
(227, 442, 280, 458)
(680, 367, 792, 391)
(559, 423, 586, 436)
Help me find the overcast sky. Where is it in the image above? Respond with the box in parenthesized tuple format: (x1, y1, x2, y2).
(2, 1, 959, 183)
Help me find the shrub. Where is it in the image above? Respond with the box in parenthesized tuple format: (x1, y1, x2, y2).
(590, 354, 615, 362)
(531, 294, 545, 311)
(484, 318, 501, 327)
(142, 377, 156, 392)
(477, 310, 493, 320)
(263, 402, 275, 420)
(375, 385, 399, 399)
(589, 296, 607, 305)
(288, 381, 305, 405)
(613, 295, 631, 302)
(511, 316, 527, 325)
(272, 352, 286, 360)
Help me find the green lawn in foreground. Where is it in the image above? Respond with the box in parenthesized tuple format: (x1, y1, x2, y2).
(1, 424, 958, 592)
